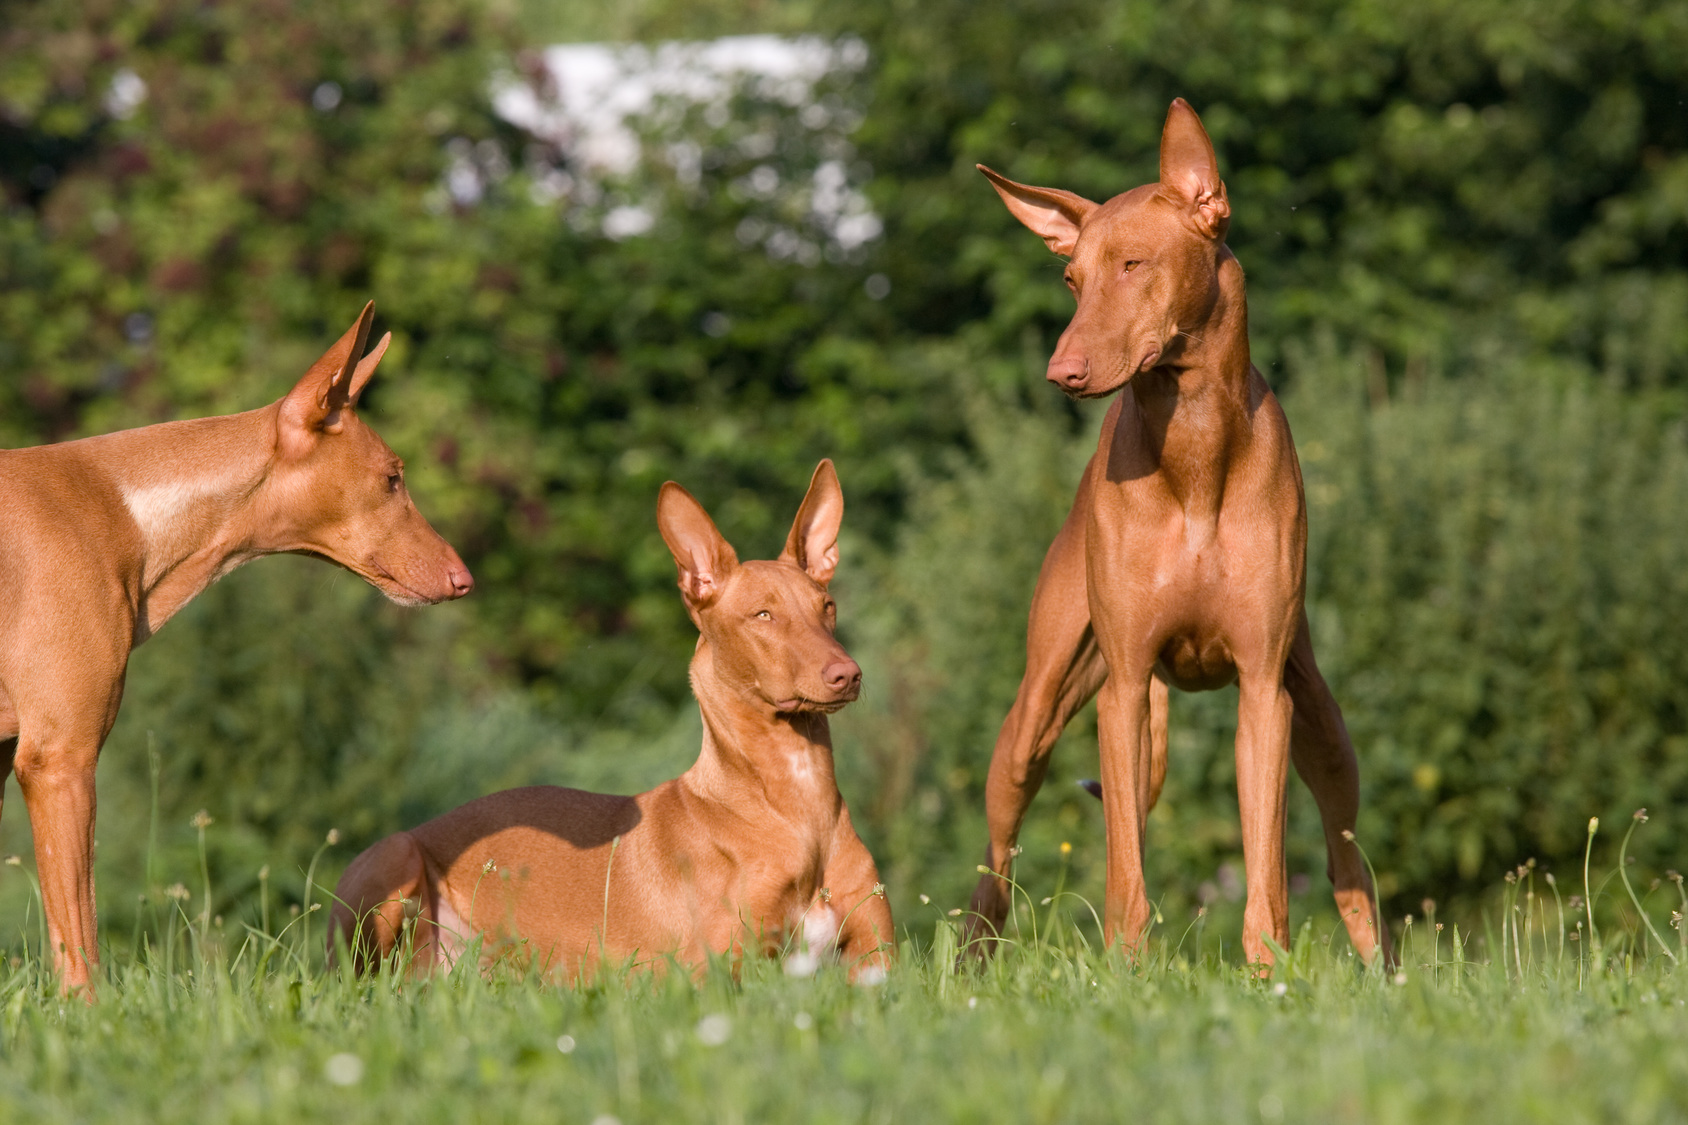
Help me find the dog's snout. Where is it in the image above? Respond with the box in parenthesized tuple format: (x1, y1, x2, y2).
(1046, 355, 1089, 390)
(822, 659, 862, 695)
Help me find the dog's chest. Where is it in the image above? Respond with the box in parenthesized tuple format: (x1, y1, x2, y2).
(1089, 484, 1294, 683)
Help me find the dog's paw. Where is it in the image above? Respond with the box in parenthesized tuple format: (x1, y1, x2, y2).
(851, 965, 887, 987)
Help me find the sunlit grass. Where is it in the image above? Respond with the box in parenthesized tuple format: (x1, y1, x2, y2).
(1, 816, 1685, 1124)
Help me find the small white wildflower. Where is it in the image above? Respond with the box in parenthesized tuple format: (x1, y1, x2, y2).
(556, 1034, 576, 1054)
(323, 1053, 363, 1086)
(695, 1014, 731, 1047)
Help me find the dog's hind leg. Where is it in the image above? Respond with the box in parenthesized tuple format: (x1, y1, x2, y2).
(965, 455, 1109, 953)
(329, 832, 429, 975)
(1283, 612, 1393, 968)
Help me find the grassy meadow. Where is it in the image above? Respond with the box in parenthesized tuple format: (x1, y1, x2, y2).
(2, 813, 1686, 1123)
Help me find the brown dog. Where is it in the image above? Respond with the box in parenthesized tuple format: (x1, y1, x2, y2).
(0, 303, 473, 993)
(965, 100, 1390, 968)
(330, 460, 892, 982)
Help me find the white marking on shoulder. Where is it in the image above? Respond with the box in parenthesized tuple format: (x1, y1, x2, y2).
(121, 476, 228, 546)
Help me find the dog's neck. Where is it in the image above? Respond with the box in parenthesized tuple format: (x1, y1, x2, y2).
(680, 639, 843, 834)
(77, 407, 282, 642)
(1116, 248, 1256, 520)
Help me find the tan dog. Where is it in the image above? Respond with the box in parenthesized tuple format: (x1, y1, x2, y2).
(965, 100, 1390, 968)
(0, 302, 473, 994)
(330, 460, 892, 982)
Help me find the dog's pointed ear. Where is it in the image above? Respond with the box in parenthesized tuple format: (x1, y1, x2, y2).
(658, 482, 740, 614)
(278, 301, 375, 454)
(1159, 99, 1230, 240)
(780, 459, 844, 588)
(347, 331, 391, 406)
(978, 165, 1097, 258)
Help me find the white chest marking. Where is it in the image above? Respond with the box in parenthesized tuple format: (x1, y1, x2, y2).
(783, 903, 840, 978)
(802, 904, 840, 950)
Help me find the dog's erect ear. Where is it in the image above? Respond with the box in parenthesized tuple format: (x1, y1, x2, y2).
(658, 481, 740, 613)
(978, 165, 1097, 258)
(1158, 98, 1230, 240)
(780, 459, 844, 588)
(279, 301, 375, 454)
(347, 331, 391, 405)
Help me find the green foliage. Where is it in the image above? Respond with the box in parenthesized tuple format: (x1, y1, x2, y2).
(833, 0, 1688, 389)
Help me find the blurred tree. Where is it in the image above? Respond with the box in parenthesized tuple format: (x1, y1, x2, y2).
(830, 0, 1688, 391)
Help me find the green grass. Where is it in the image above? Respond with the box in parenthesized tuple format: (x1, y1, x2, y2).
(1, 843, 1686, 1125)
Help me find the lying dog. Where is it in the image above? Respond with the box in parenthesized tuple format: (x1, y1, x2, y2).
(330, 460, 892, 981)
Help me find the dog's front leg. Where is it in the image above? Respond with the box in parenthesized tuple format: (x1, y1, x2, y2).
(1095, 671, 1158, 954)
(14, 731, 104, 995)
(1234, 668, 1294, 971)
(822, 806, 894, 983)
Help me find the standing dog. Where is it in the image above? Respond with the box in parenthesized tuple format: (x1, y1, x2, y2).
(0, 303, 473, 992)
(330, 460, 892, 982)
(965, 100, 1390, 967)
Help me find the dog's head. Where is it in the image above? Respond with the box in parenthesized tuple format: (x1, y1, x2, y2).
(657, 460, 861, 716)
(265, 302, 473, 605)
(979, 98, 1233, 399)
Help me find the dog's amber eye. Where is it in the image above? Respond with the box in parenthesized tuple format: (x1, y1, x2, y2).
(755, 610, 772, 621)
(1123, 260, 1142, 273)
